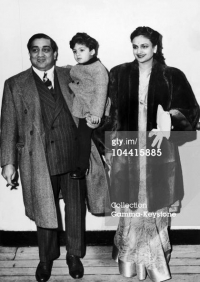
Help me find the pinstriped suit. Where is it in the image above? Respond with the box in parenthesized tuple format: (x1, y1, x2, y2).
(33, 70, 78, 175)
(33, 70, 86, 261)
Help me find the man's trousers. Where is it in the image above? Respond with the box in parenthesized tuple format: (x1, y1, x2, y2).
(37, 173, 86, 262)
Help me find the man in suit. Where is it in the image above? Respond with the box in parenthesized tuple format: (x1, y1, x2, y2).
(1, 33, 109, 282)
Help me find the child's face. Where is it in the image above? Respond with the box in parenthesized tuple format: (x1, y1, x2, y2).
(72, 43, 95, 64)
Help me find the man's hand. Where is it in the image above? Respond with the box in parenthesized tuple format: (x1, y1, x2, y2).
(2, 164, 16, 187)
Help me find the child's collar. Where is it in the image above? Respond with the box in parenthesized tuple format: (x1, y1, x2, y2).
(79, 56, 99, 66)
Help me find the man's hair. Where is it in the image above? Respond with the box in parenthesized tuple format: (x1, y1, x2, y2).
(69, 32, 99, 55)
(27, 33, 58, 53)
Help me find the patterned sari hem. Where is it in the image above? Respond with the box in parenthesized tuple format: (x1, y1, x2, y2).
(113, 244, 171, 282)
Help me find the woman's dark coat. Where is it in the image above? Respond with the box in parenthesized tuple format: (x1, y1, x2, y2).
(107, 60, 199, 212)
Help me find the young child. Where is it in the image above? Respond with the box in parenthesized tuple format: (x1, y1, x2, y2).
(69, 32, 109, 179)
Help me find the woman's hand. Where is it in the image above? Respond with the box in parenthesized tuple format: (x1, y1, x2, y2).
(149, 129, 164, 149)
(105, 152, 113, 167)
(149, 104, 172, 148)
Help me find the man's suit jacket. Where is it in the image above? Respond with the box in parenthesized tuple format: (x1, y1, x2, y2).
(33, 70, 78, 175)
(1, 66, 110, 228)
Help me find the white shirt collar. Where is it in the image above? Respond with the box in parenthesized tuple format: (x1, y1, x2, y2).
(32, 66, 55, 87)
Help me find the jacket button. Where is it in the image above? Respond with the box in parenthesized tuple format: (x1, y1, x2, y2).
(24, 109, 27, 114)
(72, 80, 74, 83)
(30, 130, 33, 135)
(51, 140, 54, 144)
(77, 82, 79, 84)
(29, 151, 32, 156)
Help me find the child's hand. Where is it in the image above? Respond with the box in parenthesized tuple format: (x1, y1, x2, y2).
(85, 113, 92, 122)
(91, 115, 101, 124)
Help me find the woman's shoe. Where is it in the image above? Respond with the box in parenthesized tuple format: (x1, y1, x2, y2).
(112, 244, 119, 262)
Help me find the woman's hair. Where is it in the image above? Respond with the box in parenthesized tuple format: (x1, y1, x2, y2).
(69, 32, 99, 55)
(130, 26, 165, 65)
(27, 33, 58, 53)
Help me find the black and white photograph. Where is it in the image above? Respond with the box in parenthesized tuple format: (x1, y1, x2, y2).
(0, 0, 200, 281)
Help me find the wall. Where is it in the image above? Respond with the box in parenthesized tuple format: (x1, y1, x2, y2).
(0, 0, 200, 230)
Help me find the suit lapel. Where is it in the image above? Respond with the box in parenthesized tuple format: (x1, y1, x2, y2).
(18, 67, 77, 130)
(32, 70, 56, 109)
(52, 71, 64, 123)
(39, 90, 55, 109)
(54, 67, 78, 126)
(55, 67, 73, 112)
(16, 68, 45, 135)
(17, 68, 38, 111)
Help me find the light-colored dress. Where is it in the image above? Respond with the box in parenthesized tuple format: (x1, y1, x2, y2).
(113, 68, 171, 282)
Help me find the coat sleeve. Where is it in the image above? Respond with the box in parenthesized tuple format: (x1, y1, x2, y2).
(170, 68, 199, 130)
(93, 67, 118, 154)
(92, 67, 118, 154)
(1, 80, 18, 167)
(168, 68, 200, 143)
(90, 65, 109, 117)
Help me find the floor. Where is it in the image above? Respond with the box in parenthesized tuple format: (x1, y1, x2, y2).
(0, 245, 200, 281)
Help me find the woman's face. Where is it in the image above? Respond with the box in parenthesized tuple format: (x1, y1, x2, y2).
(132, 35, 157, 64)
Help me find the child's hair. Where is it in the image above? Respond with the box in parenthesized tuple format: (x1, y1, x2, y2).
(69, 32, 99, 55)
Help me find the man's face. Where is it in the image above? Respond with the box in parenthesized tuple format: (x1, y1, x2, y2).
(29, 38, 57, 71)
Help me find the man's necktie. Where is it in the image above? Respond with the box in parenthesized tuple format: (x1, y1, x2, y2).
(43, 72, 53, 89)
(43, 72, 56, 100)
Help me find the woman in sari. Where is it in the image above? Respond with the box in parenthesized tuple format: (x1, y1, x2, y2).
(106, 26, 199, 281)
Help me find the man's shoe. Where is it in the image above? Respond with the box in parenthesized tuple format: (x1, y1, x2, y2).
(66, 254, 84, 279)
(70, 168, 87, 179)
(35, 261, 53, 282)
